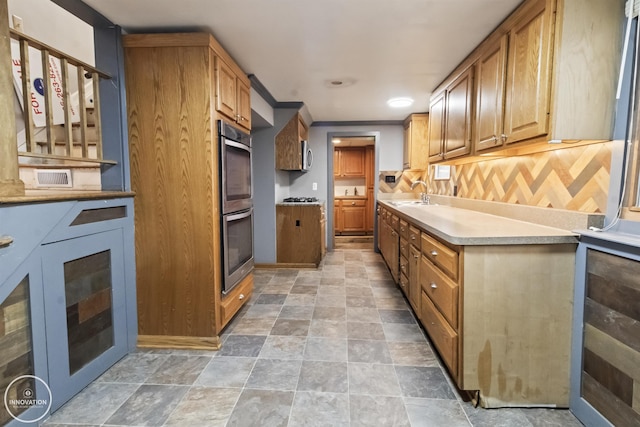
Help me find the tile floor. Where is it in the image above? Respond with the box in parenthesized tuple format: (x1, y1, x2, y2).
(43, 248, 584, 427)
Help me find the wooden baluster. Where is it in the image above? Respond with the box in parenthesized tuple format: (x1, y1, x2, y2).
(60, 57, 72, 157)
(0, 0, 25, 196)
(91, 71, 103, 159)
(40, 49, 55, 155)
(18, 39, 34, 153)
(77, 66, 88, 158)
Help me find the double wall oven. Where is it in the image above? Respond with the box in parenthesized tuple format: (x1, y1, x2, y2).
(219, 120, 253, 294)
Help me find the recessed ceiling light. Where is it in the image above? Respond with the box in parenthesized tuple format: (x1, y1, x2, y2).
(387, 97, 414, 108)
(332, 138, 341, 144)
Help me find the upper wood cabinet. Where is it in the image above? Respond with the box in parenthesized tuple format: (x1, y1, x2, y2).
(275, 113, 308, 170)
(428, 66, 473, 162)
(428, 92, 446, 162)
(431, 0, 623, 160)
(475, 36, 508, 152)
(334, 147, 366, 178)
(403, 113, 429, 170)
(444, 67, 473, 159)
(215, 57, 251, 130)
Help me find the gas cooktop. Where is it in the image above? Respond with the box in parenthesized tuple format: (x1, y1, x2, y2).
(282, 197, 319, 203)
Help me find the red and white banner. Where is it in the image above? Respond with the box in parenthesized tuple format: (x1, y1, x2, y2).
(10, 40, 79, 127)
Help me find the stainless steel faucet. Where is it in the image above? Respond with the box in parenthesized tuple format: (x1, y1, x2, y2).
(410, 180, 430, 204)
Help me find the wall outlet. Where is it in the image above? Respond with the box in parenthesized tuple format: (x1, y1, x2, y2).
(312, 182, 317, 191)
(12, 15, 23, 32)
(385, 175, 395, 183)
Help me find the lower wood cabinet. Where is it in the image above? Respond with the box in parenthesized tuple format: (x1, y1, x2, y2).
(378, 202, 576, 408)
(276, 204, 325, 266)
(335, 198, 366, 234)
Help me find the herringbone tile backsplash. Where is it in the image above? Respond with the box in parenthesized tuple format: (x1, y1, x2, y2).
(379, 142, 612, 213)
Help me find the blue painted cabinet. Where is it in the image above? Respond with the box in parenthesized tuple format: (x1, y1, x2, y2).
(0, 197, 136, 424)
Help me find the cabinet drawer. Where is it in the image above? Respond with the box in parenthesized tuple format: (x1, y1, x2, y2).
(220, 274, 253, 327)
(342, 199, 366, 207)
(400, 237, 409, 259)
(421, 256, 459, 329)
(399, 219, 409, 240)
(409, 225, 421, 247)
(391, 215, 399, 231)
(421, 233, 459, 281)
(421, 291, 458, 379)
(400, 255, 409, 279)
(399, 272, 409, 296)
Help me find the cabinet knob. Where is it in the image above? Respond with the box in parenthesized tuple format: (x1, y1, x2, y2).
(430, 283, 437, 289)
(501, 134, 508, 142)
(351, 202, 355, 205)
(413, 254, 419, 259)
(401, 227, 405, 232)
(239, 293, 245, 300)
(430, 250, 438, 257)
(401, 265, 406, 270)
(411, 236, 416, 240)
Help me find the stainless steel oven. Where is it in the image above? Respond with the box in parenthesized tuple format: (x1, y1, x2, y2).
(222, 208, 254, 294)
(219, 120, 252, 214)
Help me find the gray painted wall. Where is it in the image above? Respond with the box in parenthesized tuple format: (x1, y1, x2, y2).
(252, 108, 298, 263)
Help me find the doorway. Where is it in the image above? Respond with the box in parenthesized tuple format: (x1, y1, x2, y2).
(330, 135, 376, 250)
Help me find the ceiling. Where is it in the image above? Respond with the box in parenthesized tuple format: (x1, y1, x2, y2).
(81, 0, 523, 123)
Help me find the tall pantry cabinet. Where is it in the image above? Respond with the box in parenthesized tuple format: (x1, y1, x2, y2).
(123, 33, 253, 350)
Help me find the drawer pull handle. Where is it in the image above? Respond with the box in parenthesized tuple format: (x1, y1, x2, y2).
(430, 283, 437, 289)
(430, 250, 438, 257)
(239, 294, 245, 300)
(0, 236, 14, 248)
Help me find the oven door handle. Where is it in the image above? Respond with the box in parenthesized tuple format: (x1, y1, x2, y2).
(225, 208, 253, 221)
(224, 139, 251, 153)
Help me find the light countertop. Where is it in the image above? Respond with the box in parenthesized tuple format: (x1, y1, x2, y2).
(379, 200, 578, 246)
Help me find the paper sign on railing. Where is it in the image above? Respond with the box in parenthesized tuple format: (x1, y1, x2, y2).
(10, 40, 79, 127)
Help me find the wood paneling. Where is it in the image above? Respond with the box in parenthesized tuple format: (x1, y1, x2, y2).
(582, 249, 640, 424)
(126, 42, 219, 338)
(0, 277, 33, 425)
(70, 206, 127, 226)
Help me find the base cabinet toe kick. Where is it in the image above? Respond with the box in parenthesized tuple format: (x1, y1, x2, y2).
(378, 202, 577, 407)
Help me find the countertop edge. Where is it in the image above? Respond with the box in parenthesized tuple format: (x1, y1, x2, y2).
(379, 200, 579, 246)
(0, 191, 135, 205)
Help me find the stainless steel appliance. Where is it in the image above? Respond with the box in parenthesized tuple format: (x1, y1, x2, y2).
(219, 120, 252, 214)
(221, 207, 254, 294)
(301, 140, 313, 171)
(219, 120, 254, 293)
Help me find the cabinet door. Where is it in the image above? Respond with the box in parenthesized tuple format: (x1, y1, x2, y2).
(333, 150, 341, 177)
(42, 230, 127, 411)
(342, 206, 366, 232)
(216, 57, 237, 121)
(475, 35, 508, 152)
(236, 79, 251, 130)
(403, 120, 411, 170)
(503, 0, 552, 144)
(428, 92, 446, 162)
(334, 202, 342, 232)
(444, 67, 473, 159)
(339, 149, 366, 177)
(366, 187, 374, 232)
(409, 244, 421, 315)
(365, 146, 374, 187)
(409, 115, 429, 170)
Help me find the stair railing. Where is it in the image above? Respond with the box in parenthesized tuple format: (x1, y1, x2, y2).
(9, 28, 114, 165)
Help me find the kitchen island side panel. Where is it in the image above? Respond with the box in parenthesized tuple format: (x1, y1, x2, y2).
(462, 243, 576, 407)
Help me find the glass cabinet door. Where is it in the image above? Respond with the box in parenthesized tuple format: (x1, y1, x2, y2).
(42, 229, 127, 411)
